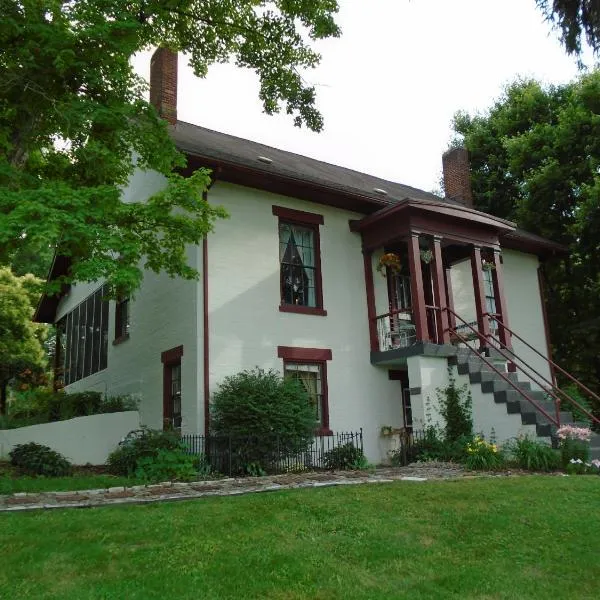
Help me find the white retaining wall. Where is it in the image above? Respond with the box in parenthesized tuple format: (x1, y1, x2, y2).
(0, 411, 140, 465)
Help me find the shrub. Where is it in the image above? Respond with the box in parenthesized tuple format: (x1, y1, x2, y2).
(463, 436, 505, 470)
(9, 442, 72, 476)
(134, 448, 199, 482)
(436, 369, 473, 443)
(99, 395, 139, 413)
(508, 437, 560, 472)
(211, 368, 316, 472)
(557, 425, 591, 467)
(323, 442, 365, 470)
(559, 384, 594, 426)
(107, 428, 183, 476)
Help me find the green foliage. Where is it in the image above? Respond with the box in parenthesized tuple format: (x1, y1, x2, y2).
(405, 426, 471, 464)
(134, 448, 199, 483)
(2, 389, 139, 428)
(0, 1, 340, 296)
(559, 384, 594, 425)
(106, 428, 184, 476)
(452, 72, 600, 416)
(535, 0, 600, 58)
(9, 442, 72, 477)
(507, 437, 560, 472)
(463, 436, 505, 471)
(435, 369, 473, 443)
(211, 368, 316, 472)
(560, 438, 590, 467)
(323, 442, 365, 470)
(0, 267, 48, 414)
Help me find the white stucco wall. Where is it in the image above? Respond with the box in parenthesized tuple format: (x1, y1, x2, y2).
(56, 168, 202, 433)
(406, 356, 540, 445)
(502, 249, 552, 387)
(449, 250, 551, 389)
(206, 182, 404, 463)
(0, 411, 140, 465)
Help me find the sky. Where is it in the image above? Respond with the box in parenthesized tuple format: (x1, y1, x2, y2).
(132, 0, 592, 194)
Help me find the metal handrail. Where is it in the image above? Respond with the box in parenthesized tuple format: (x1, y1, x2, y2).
(489, 314, 600, 416)
(445, 307, 561, 426)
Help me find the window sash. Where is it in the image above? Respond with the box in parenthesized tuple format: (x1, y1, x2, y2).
(284, 361, 325, 427)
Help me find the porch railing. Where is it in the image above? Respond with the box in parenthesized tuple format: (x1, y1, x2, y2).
(374, 308, 416, 351)
(180, 430, 364, 476)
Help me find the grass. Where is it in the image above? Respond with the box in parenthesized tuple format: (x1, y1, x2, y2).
(1, 476, 599, 599)
(0, 462, 138, 494)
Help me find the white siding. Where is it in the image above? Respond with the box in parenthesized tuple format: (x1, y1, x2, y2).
(207, 182, 403, 462)
(55, 169, 201, 434)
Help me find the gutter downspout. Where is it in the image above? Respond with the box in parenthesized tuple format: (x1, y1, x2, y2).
(202, 191, 210, 438)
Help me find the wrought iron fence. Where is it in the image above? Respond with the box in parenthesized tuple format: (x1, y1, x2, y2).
(181, 430, 363, 476)
(388, 429, 431, 466)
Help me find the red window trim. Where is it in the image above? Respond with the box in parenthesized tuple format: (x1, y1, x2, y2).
(277, 346, 332, 361)
(161, 345, 183, 365)
(272, 205, 324, 226)
(274, 205, 325, 313)
(282, 357, 331, 436)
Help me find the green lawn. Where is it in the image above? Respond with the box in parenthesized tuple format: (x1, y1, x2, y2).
(0, 463, 138, 494)
(1, 477, 599, 599)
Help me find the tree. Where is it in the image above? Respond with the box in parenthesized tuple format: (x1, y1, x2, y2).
(451, 71, 600, 414)
(536, 0, 600, 58)
(0, 267, 49, 414)
(0, 1, 340, 296)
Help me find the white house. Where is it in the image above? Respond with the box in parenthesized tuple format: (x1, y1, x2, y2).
(34, 49, 569, 463)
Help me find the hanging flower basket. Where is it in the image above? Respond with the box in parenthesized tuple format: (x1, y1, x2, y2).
(420, 249, 433, 264)
(482, 260, 496, 271)
(376, 252, 402, 276)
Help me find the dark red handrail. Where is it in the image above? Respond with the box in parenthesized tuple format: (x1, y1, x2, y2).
(489, 315, 600, 420)
(445, 308, 562, 426)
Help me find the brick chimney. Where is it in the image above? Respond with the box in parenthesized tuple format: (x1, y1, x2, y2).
(442, 147, 473, 208)
(150, 47, 178, 124)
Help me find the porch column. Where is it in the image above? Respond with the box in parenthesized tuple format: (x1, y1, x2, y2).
(470, 245, 490, 349)
(407, 232, 429, 342)
(431, 236, 450, 344)
(362, 249, 378, 351)
(491, 248, 512, 350)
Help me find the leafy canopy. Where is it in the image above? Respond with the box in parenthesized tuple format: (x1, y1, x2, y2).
(0, 1, 340, 296)
(451, 70, 600, 414)
(536, 0, 600, 58)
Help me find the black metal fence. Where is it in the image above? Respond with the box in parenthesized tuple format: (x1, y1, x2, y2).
(388, 429, 431, 466)
(181, 430, 363, 476)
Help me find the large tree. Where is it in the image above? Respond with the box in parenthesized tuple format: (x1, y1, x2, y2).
(451, 71, 600, 408)
(0, 0, 340, 296)
(536, 0, 600, 58)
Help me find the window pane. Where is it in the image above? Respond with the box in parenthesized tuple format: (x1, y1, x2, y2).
(100, 288, 108, 370)
(71, 305, 80, 383)
(284, 362, 323, 426)
(64, 312, 72, 385)
(279, 222, 318, 308)
(83, 294, 94, 378)
(77, 301, 87, 381)
(92, 290, 101, 373)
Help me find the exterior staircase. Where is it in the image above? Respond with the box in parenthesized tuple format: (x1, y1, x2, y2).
(452, 349, 600, 460)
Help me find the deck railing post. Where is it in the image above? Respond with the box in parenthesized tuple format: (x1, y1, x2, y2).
(470, 245, 491, 351)
(408, 232, 429, 342)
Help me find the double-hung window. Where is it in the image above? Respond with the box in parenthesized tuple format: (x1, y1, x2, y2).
(273, 206, 326, 316)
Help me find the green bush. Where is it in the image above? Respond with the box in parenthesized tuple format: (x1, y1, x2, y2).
(99, 394, 138, 413)
(508, 437, 560, 472)
(436, 369, 473, 443)
(211, 368, 316, 472)
(107, 428, 183, 476)
(134, 448, 199, 482)
(9, 442, 72, 476)
(323, 442, 365, 470)
(463, 436, 505, 471)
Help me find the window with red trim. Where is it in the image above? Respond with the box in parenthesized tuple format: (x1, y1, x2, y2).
(284, 360, 329, 433)
(273, 206, 325, 315)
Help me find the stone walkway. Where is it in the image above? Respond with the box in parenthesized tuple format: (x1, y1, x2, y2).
(0, 462, 468, 513)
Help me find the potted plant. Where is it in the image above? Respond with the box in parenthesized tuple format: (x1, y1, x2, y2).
(376, 253, 402, 276)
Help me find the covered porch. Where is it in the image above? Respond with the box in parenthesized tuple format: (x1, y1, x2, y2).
(350, 197, 517, 366)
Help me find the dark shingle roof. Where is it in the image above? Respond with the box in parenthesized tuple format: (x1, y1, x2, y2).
(171, 121, 463, 208)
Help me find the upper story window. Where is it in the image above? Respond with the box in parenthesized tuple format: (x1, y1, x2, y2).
(114, 296, 130, 343)
(57, 286, 109, 386)
(272, 206, 326, 316)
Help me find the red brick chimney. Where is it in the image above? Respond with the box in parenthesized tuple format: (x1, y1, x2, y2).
(150, 47, 178, 124)
(442, 147, 473, 208)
